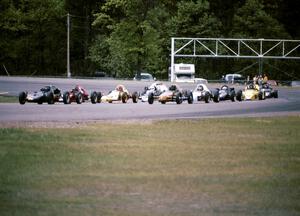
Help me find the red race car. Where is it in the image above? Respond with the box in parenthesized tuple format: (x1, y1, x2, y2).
(63, 85, 89, 104)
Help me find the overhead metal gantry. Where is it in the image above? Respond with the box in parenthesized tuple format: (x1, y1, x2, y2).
(170, 37, 300, 82)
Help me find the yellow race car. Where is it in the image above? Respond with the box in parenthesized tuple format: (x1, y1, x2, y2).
(236, 84, 265, 101)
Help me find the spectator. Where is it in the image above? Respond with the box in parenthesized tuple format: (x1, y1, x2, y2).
(253, 75, 258, 84)
(263, 74, 268, 83)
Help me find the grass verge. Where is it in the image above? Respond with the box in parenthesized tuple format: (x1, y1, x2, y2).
(0, 95, 17, 103)
(0, 117, 299, 215)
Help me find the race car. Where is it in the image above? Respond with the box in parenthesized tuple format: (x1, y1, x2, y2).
(62, 85, 89, 104)
(236, 83, 265, 101)
(140, 82, 168, 104)
(158, 84, 193, 104)
(192, 84, 219, 103)
(215, 85, 236, 102)
(19, 85, 61, 105)
(260, 83, 278, 98)
(91, 84, 139, 103)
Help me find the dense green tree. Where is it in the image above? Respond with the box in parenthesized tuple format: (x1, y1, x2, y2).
(231, 0, 289, 38)
(0, 0, 66, 75)
(169, 0, 221, 38)
(0, 0, 299, 79)
(91, 0, 167, 78)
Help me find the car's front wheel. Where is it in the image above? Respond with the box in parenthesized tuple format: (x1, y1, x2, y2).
(63, 92, 71, 104)
(19, 91, 27, 105)
(48, 93, 55, 104)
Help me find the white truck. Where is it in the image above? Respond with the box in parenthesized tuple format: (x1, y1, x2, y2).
(169, 63, 207, 83)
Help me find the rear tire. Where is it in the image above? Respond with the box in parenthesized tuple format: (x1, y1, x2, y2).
(175, 93, 182, 104)
(19, 91, 27, 105)
(91, 91, 98, 104)
(63, 92, 71, 104)
(97, 92, 102, 103)
(76, 93, 83, 104)
(236, 90, 242, 102)
(132, 92, 138, 103)
(148, 93, 154, 104)
(230, 91, 235, 102)
(273, 90, 278, 98)
(187, 92, 193, 104)
(258, 91, 265, 100)
(121, 92, 128, 103)
(204, 92, 210, 103)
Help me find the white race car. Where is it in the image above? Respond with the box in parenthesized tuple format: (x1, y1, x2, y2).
(140, 82, 168, 104)
(192, 84, 219, 103)
(91, 85, 138, 103)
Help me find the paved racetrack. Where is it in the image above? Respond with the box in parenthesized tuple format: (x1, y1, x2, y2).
(0, 76, 299, 122)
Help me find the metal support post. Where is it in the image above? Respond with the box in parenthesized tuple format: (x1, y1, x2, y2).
(171, 38, 175, 82)
(67, 13, 71, 78)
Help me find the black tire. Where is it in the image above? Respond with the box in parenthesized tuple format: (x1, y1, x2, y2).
(148, 93, 154, 104)
(19, 91, 27, 105)
(76, 92, 83, 104)
(37, 100, 43, 104)
(187, 91, 193, 104)
(230, 91, 235, 102)
(258, 91, 264, 100)
(273, 90, 278, 98)
(97, 92, 102, 103)
(90, 91, 98, 104)
(213, 92, 220, 103)
(204, 92, 210, 103)
(121, 92, 128, 103)
(161, 101, 166, 104)
(63, 92, 71, 104)
(175, 93, 182, 104)
(236, 90, 242, 102)
(132, 92, 138, 103)
(48, 93, 54, 104)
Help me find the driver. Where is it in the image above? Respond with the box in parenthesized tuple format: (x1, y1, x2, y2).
(197, 85, 204, 91)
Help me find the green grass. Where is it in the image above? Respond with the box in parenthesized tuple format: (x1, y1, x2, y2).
(0, 95, 17, 103)
(0, 117, 299, 215)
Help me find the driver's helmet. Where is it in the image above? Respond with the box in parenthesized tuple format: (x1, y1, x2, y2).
(169, 85, 177, 91)
(116, 85, 124, 92)
(248, 84, 254, 89)
(75, 85, 82, 92)
(197, 85, 204, 91)
(221, 85, 228, 90)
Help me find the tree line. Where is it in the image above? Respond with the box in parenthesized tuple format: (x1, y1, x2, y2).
(1, 0, 300, 80)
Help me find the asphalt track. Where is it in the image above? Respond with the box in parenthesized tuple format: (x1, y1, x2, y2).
(0, 76, 299, 122)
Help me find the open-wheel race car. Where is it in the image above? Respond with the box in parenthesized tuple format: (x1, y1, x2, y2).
(63, 85, 89, 104)
(140, 82, 168, 104)
(158, 84, 193, 104)
(214, 85, 236, 102)
(260, 83, 278, 99)
(91, 84, 139, 104)
(236, 83, 265, 101)
(192, 84, 219, 103)
(19, 85, 61, 105)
